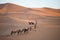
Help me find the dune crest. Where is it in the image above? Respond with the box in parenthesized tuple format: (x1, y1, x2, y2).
(0, 3, 60, 16)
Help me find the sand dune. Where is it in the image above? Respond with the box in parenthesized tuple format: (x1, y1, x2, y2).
(0, 3, 60, 40)
(31, 7, 60, 16)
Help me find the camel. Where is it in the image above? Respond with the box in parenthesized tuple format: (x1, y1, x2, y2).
(28, 21, 37, 30)
(11, 30, 18, 35)
(22, 27, 30, 34)
(11, 27, 31, 35)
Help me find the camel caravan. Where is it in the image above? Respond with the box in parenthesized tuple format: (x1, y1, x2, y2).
(10, 20, 37, 35)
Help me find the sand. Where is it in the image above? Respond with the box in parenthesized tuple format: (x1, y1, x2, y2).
(0, 3, 60, 40)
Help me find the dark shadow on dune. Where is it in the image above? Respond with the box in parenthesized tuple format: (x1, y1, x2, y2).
(0, 4, 6, 9)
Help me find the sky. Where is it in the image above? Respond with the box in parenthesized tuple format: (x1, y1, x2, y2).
(0, 0, 60, 9)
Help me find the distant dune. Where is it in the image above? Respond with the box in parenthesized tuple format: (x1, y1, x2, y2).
(0, 3, 60, 16)
(32, 7, 60, 16)
(0, 3, 60, 40)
